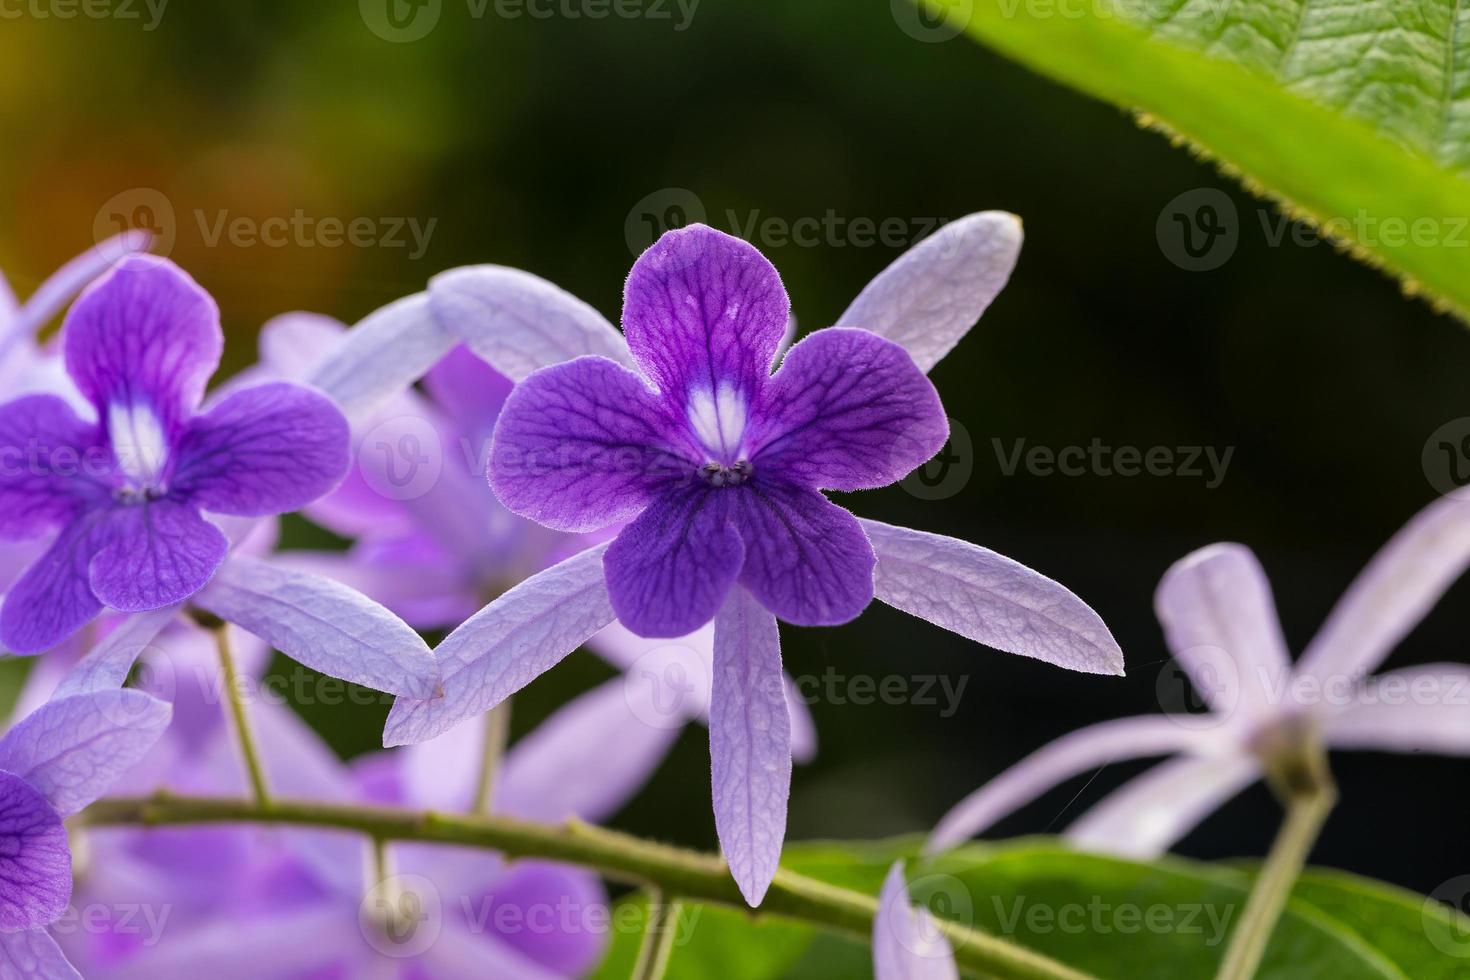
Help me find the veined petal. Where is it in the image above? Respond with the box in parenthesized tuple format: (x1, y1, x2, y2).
(429, 265, 634, 381)
(190, 555, 438, 698)
(838, 212, 1022, 374)
(0, 927, 80, 980)
(13, 230, 153, 339)
(1156, 544, 1292, 721)
(0, 394, 108, 540)
(171, 382, 349, 516)
(490, 356, 688, 533)
(861, 520, 1123, 675)
(498, 677, 680, 823)
(874, 863, 959, 980)
(50, 606, 179, 698)
(1066, 753, 1259, 858)
(623, 225, 789, 406)
(0, 771, 70, 931)
(384, 543, 617, 746)
(62, 255, 221, 436)
(733, 482, 875, 628)
(0, 514, 111, 654)
(1324, 663, 1470, 755)
(710, 586, 790, 907)
(1298, 495, 1470, 685)
(750, 328, 948, 491)
(305, 292, 458, 423)
(604, 484, 744, 638)
(88, 499, 228, 611)
(924, 716, 1210, 853)
(0, 691, 170, 816)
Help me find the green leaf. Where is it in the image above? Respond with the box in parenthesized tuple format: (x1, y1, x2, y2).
(587, 896, 814, 980)
(924, 0, 1470, 318)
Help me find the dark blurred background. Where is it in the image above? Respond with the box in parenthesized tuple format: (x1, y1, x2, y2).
(2, 0, 1466, 899)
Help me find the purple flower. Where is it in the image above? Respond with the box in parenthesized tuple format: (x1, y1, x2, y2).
(0, 688, 171, 979)
(926, 495, 1470, 858)
(386, 219, 1123, 907)
(0, 256, 351, 654)
(874, 863, 958, 980)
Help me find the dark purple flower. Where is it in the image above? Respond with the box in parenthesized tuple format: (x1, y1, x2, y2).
(488, 224, 948, 637)
(0, 256, 350, 654)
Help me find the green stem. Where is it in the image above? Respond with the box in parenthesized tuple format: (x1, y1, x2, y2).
(80, 793, 1091, 980)
(473, 700, 512, 816)
(630, 890, 680, 980)
(1215, 747, 1337, 980)
(213, 624, 271, 807)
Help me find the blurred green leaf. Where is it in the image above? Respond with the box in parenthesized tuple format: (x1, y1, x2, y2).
(926, 0, 1470, 319)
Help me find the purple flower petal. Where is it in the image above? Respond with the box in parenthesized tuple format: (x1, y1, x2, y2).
(839, 212, 1022, 374)
(190, 555, 438, 698)
(604, 483, 743, 638)
(88, 500, 228, 611)
(0, 691, 171, 816)
(490, 355, 687, 533)
(0, 927, 80, 980)
(874, 862, 959, 980)
(0, 771, 70, 931)
(1066, 753, 1259, 857)
(1298, 495, 1470, 685)
(477, 860, 609, 975)
(709, 586, 789, 907)
(0, 394, 106, 540)
(384, 543, 616, 746)
(622, 225, 789, 406)
(417, 920, 569, 980)
(924, 716, 1208, 853)
(429, 265, 634, 382)
(305, 292, 458, 423)
(170, 382, 349, 516)
(62, 256, 221, 438)
(423, 344, 516, 445)
(498, 677, 681, 823)
(257, 311, 347, 375)
(12, 230, 153, 341)
(750, 328, 947, 491)
(1155, 543, 1291, 721)
(1325, 664, 1470, 754)
(50, 606, 179, 698)
(861, 519, 1125, 675)
(733, 482, 875, 627)
(0, 516, 110, 654)
(92, 905, 353, 980)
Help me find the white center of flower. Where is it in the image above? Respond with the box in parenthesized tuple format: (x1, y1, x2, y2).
(687, 383, 752, 486)
(107, 400, 170, 497)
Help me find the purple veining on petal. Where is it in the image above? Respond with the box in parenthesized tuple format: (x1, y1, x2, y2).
(0, 771, 70, 931)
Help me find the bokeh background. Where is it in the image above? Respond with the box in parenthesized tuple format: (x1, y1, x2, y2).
(2, 0, 1466, 905)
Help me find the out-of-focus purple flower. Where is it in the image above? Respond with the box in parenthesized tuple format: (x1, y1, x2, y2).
(65, 635, 671, 980)
(0, 688, 171, 979)
(386, 219, 1123, 907)
(927, 495, 1470, 858)
(0, 256, 351, 654)
(874, 863, 958, 980)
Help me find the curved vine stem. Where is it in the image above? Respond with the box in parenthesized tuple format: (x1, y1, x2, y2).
(81, 793, 1093, 980)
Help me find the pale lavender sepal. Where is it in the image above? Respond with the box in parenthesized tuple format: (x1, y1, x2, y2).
(874, 863, 959, 980)
(171, 382, 350, 516)
(709, 586, 790, 907)
(0, 927, 80, 980)
(50, 606, 180, 698)
(11, 230, 153, 340)
(87, 501, 229, 611)
(257, 311, 348, 375)
(750, 328, 948, 492)
(191, 555, 438, 698)
(429, 265, 634, 382)
(0, 772, 70, 931)
(1324, 664, 1470, 755)
(416, 918, 571, 980)
(0, 691, 171, 816)
(837, 211, 1021, 374)
(861, 519, 1124, 676)
(1066, 753, 1259, 858)
(1155, 543, 1292, 720)
(62, 256, 221, 436)
(924, 716, 1205, 853)
(384, 543, 617, 746)
(498, 677, 681, 824)
(305, 291, 458, 423)
(1297, 495, 1470, 685)
(622, 224, 789, 406)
